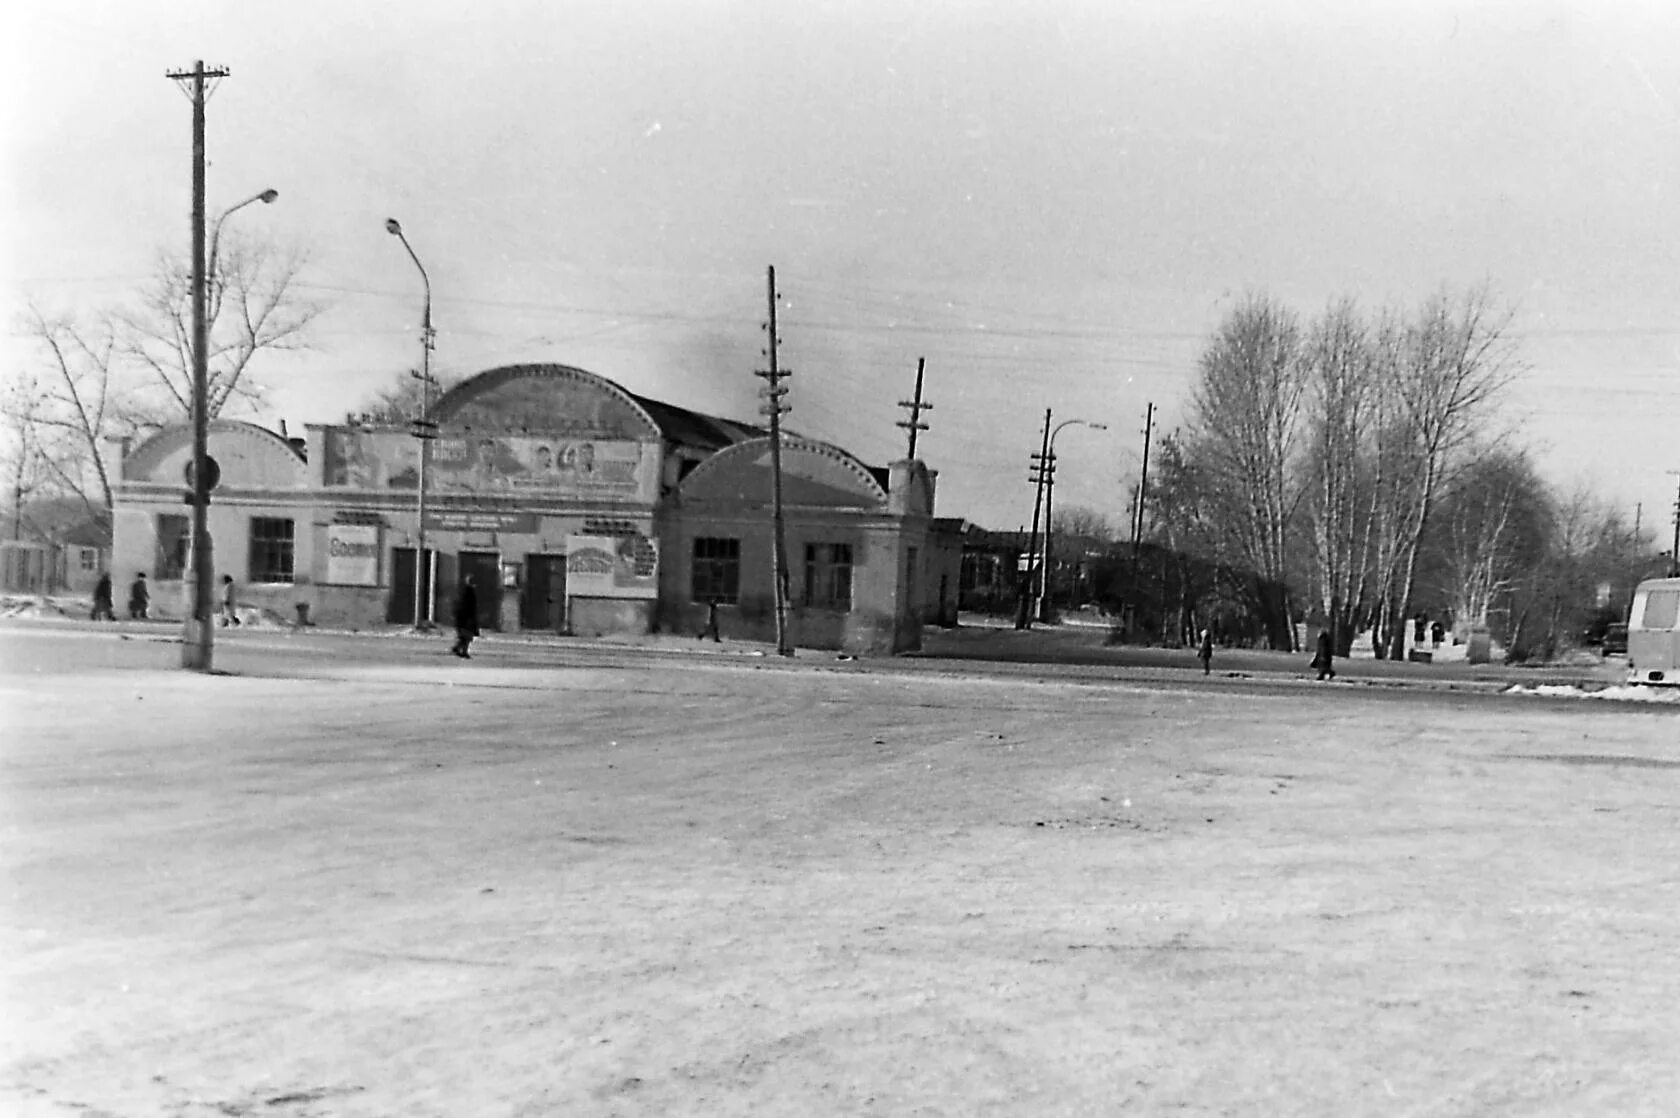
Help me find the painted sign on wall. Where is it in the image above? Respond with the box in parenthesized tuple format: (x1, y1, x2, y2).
(431, 437, 647, 496)
(565, 533, 658, 599)
(326, 523, 380, 586)
(323, 429, 654, 500)
(424, 510, 540, 533)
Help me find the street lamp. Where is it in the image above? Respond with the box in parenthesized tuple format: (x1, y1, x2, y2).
(1039, 418, 1107, 622)
(385, 218, 437, 630)
(182, 187, 278, 671)
(208, 188, 278, 282)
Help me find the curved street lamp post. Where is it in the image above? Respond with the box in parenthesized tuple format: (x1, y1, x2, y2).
(385, 218, 437, 629)
(182, 187, 277, 671)
(1039, 418, 1107, 622)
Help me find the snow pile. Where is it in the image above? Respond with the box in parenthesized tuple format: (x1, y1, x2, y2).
(0, 595, 80, 620)
(1505, 683, 1680, 703)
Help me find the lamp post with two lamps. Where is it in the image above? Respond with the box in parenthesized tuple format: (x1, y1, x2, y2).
(1039, 418, 1107, 622)
(385, 218, 438, 629)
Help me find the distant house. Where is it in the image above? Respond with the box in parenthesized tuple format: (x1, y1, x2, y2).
(0, 499, 111, 595)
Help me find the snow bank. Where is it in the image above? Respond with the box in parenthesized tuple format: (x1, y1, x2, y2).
(1504, 683, 1680, 704)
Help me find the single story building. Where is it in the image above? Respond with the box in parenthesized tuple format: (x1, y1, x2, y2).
(1, 501, 112, 596)
(109, 362, 960, 654)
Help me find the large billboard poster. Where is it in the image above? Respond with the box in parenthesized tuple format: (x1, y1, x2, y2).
(325, 524, 380, 585)
(324, 430, 653, 499)
(431, 437, 646, 495)
(565, 534, 658, 599)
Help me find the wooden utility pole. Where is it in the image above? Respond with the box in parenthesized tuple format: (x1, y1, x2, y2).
(1669, 472, 1680, 577)
(757, 266, 794, 656)
(1127, 402, 1154, 636)
(1131, 402, 1155, 552)
(167, 60, 228, 672)
(1016, 409, 1052, 630)
(896, 357, 932, 459)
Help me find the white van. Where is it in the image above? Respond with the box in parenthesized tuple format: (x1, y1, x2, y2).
(1626, 577, 1680, 686)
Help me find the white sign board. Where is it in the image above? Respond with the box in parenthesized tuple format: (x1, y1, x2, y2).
(326, 523, 380, 586)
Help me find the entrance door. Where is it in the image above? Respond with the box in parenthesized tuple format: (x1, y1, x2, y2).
(388, 547, 436, 624)
(456, 550, 502, 632)
(522, 554, 568, 632)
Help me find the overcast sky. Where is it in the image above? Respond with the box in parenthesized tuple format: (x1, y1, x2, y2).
(7, 1, 1680, 537)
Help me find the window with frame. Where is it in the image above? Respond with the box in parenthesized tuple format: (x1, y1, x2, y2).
(803, 542, 854, 611)
(79, 548, 99, 572)
(157, 514, 190, 579)
(249, 517, 296, 584)
(1641, 588, 1679, 630)
(691, 537, 740, 605)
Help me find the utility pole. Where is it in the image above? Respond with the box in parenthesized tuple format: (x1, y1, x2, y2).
(1131, 402, 1155, 552)
(167, 60, 229, 672)
(1128, 401, 1155, 632)
(1669, 473, 1680, 577)
(757, 266, 794, 657)
(1016, 409, 1052, 630)
(896, 357, 932, 459)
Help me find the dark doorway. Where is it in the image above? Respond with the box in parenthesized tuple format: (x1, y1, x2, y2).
(387, 547, 436, 625)
(453, 550, 502, 632)
(522, 553, 568, 632)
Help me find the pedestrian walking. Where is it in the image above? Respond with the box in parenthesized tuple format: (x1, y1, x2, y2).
(1311, 628, 1336, 681)
(219, 574, 240, 627)
(91, 571, 115, 621)
(451, 574, 480, 659)
(701, 596, 720, 643)
(127, 572, 149, 620)
(1197, 628, 1214, 675)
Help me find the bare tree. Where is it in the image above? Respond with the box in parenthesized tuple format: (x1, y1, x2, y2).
(346, 367, 462, 427)
(1052, 504, 1117, 544)
(1300, 298, 1379, 653)
(1434, 448, 1541, 630)
(14, 305, 145, 523)
(1184, 293, 1307, 649)
(123, 232, 324, 421)
(1, 373, 50, 539)
(1373, 285, 1521, 659)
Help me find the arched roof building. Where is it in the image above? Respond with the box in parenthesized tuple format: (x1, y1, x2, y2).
(110, 363, 959, 653)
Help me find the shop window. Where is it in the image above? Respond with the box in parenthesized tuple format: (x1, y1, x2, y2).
(804, 542, 853, 611)
(249, 517, 296, 584)
(692, 537, 740, 605)
(157, 514, 189, 579)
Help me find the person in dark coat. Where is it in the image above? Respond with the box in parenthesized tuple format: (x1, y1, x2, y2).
(1196, 628, 1214, 675)
(219, 574, 241, 627)
(127, 572, 149, 620)
(451, 574, 480, 659)
(1312, 628, 1336, 681)
(91, 572, 115, 621)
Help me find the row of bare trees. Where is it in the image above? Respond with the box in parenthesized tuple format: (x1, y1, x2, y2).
(2, 234, 322, 536)
(1145, 285, 1655, 659)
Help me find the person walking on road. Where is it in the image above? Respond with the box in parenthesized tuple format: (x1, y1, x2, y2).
(451, 574, 480, 659)
(219, 574, 241, 627)
(1196, 628, 1214, 675)
(127, 572, 149, 620)
(1312, 628, 1337, 681)
(91, 572, 115, 621)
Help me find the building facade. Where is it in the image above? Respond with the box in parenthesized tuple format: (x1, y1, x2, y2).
(109, 362, 959, 654)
